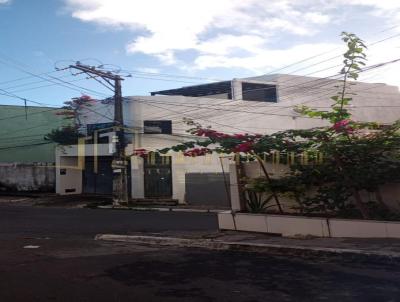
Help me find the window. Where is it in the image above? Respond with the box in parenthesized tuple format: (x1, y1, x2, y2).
(241, 82, 277, 102)
(144, 120, 172, 134)
(151, 81, 232, 99)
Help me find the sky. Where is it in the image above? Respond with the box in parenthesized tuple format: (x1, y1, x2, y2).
(0, 0, 400, 107)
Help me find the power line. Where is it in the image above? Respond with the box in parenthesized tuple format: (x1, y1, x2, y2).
(2, 54, 396, 136)
(7, 75, 98, 95)
(132, 99, 257, 134)
(133, 57, 400, 126)
(0, 141, 53, 151)
(0, 133, 49, 141)
(0, 56, 111, 98)
(211, 57, 400, 122)
(0, 107, 60, 121)
(0, 30, 394, 110)
(119, 25, 400, 86)
(1, 72, 78, 91)
(264, 29, 400, 76)
(0, 28, 398, 139)
(0, 69, 65, 86)
(131, 97, 316, 119)
(0, 24, 398, 106)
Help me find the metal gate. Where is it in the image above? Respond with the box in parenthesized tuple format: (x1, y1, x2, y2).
(144, 154, 172, 198)
(83, 156, 113, 195)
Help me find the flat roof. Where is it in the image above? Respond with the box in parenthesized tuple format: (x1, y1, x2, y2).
(150, 80, 232, 97)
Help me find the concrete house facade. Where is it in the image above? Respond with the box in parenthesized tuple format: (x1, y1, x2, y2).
(55, 74, 400, 205)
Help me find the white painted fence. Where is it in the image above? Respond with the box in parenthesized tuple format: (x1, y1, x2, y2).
(218, 211, 400, 238)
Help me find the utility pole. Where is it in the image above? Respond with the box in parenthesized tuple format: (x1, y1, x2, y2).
(69, 62, 128, 205)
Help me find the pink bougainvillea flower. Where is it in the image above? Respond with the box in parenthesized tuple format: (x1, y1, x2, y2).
(334, 119, 350, 128)
(233, 141, 253, 153)
(195, 128, 230, 139)
(195, 129, 214, 137)
(333, 119, 354, 133)
(80, 95, 94, 101)
(194, 129, 206, 136)
(183, 148, 210, 157)
(132, 148, 148, 157)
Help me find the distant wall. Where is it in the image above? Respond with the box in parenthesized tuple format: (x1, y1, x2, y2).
(0, 163, 55, 192)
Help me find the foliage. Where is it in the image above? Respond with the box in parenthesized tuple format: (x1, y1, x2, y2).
(46, 95, 95, 145)
(56, 94, 94, 124)
(244, 190, 273, 213)
(243, 177, 275, 213)
(45, 125, 84, 145)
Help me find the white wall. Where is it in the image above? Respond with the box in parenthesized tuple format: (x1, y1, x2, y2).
(79, 74, 400, 138)
(56, 156, 82, 195)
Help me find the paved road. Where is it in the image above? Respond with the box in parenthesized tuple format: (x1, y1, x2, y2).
(1, 204, 400, 301)
(0, 204, 218, 238)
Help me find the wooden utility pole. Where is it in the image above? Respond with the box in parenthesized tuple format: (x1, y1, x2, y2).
(69, 62, 128, 205)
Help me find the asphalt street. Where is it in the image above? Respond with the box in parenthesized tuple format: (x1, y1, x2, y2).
(1, 204, 400, 302)
(0, 204, 218, 238)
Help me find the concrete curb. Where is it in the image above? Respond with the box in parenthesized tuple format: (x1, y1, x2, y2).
(97, 206, 224, 213)
(95, 234, 400, 264)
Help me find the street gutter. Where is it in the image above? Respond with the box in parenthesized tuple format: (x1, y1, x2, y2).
(95, 234, 400, 264)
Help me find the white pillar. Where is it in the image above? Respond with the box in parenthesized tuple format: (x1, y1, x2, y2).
(131, 156, 144, 198)
(231, 79, 242, 101)
(172, 160, 186, 204)
(229, 163, 242, 211)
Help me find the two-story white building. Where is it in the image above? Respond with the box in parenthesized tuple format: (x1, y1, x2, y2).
(55, 74, 400, 206)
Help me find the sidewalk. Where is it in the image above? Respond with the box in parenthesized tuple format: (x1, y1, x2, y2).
(0, 194, 112, 208)
(98, 204, 228, 213)
(0, 194, 228, 212)
(96, 230, 400, 263)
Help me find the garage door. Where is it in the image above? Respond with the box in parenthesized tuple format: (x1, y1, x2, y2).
(185, 173, 230, 207)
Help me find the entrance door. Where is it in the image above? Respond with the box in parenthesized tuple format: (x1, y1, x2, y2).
(144, 154, 172, 198)
(83, 156, 113, 195)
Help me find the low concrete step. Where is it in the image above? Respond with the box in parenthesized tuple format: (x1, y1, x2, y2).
(129, 198, 179, 206)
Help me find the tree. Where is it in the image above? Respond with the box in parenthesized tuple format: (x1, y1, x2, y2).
(45, 95, 95, 145)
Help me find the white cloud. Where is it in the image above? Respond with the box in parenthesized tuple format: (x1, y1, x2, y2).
(196, 35, 266, 56)
(67, 0, 246, 49)
(334, 0, 400, 25)
(0, 0, 10, 4)
(65, 0, 400, 87)
(135, 67, 160, 74)
(65, 0, 334, 60)
(342, 0, 400, 10)
(304, 12, 331, 24)
(193, 42, 341, 73)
